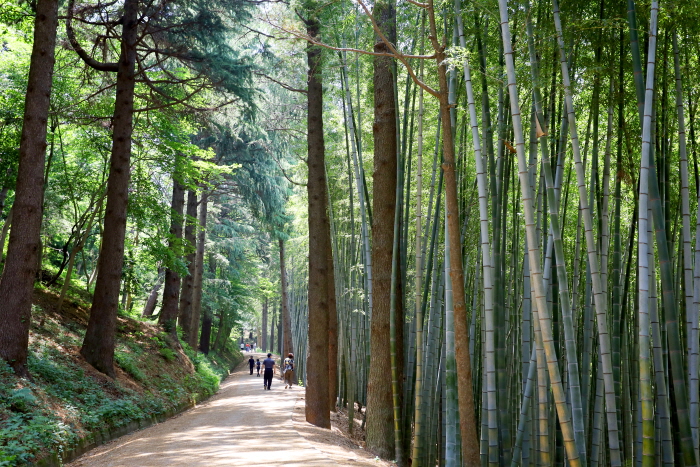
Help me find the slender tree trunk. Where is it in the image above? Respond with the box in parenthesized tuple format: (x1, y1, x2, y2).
(327, 212, 338, 411)
(158, 177, 186, 331)
(423, 0, 480, 462)
(304, 16, 330, 428)
(57, 201, 102, 312)
(199, 253, 215, 354)
(179, 190, 197, 343)
(142, 267, 164, 317)
(280, 239, 294, 356)
(270, 309, 275, 353)
(0, 207, 13, 261)
(188, 192, 207, 349)
(199, 308, 212, 354)
(0, 0, 59, 376)
(278, 308, 283, 357)
(262, 297, 268, 353)
(366, 0, 397, 457)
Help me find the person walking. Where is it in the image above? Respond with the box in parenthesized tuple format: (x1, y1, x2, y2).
(256, 358, 261, 376)
(248, 356, 255, 375)
(262, 353, 276, 390)
(240, 342, 245, 352)
(283, 353, 294, 389)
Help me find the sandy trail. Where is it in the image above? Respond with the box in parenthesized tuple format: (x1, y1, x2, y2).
(67, 353, 385, 467)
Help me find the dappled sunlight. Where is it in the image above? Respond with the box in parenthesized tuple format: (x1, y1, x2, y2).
(67, 360, 338, 466)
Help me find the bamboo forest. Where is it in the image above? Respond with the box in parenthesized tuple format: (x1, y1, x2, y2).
(2, 0, 700, 465)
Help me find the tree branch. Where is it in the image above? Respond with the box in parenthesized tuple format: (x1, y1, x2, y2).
(355, 0, 439, 97)
(66, 0, 119, 72)
(253, 71, 307, 94)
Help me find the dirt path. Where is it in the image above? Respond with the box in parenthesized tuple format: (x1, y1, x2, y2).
(67, 353, 391, 467)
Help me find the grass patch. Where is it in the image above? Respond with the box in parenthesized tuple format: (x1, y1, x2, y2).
(0, 287, 243, 466)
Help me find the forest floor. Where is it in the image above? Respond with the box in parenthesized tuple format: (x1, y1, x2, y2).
(67, 353, 396, 467)
(0, 282, 241, 466)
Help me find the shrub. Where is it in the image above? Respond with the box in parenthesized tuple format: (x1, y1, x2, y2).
(114, 351, 146, 381)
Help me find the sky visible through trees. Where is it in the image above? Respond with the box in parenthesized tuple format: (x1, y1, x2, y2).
(2, 0, 700, 465)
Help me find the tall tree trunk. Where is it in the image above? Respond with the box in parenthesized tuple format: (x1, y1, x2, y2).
(188, 192, 207, 349)
(199, 253, 216, 354)
(270, 309, 276, 354)
(327, 210, 338, 412)
(366, 0, 397, 458)
(280, 239, 294, 356)
(199, 307, 212, 354)
(425, 0, 480, 462)
(262, 297, 268, 352)
(0, 0, 59, 376)
(304, 16, 330, 428)
(80, 0, 138, 377)
(142, 267, 164, 317)
(158, 177, 186, 332)
(179, 190, 197, 342)
(277, 309, 283, 356)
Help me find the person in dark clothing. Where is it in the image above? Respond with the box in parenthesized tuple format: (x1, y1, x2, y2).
(262, 353, 276, 390)
(256, 358, 261, 376)
(248, 356, 255, 375)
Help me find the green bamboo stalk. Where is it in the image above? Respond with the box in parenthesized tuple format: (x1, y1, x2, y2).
(389, 137, 403, 466)
(340, 49, 372, 323)
(411, 19, 426, 463)
(453, 1, 497, 464)
(674, 30, 699, 454)
(550, 2, 621, 462)
(648, 222, 673, 465)
(637, 5, 659, 465)
(496, 1, 580, 464)
(523, 6, 586, 463)
(444, 211, 458, 465)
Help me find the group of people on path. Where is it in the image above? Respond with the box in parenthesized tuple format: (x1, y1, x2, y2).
(240, 342, 256, 352)
(248, 353, 295, 390)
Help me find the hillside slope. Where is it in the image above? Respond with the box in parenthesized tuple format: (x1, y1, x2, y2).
(0, 285, 242, 466)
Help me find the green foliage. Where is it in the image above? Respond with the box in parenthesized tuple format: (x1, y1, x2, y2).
(159, 348, 177, 362)
(114, 351, 146, 381)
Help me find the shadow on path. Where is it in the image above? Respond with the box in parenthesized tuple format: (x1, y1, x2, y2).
(67, 353, 334, 467)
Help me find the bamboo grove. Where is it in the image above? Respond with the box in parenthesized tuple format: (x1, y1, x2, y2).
(272, 0, 700, 465)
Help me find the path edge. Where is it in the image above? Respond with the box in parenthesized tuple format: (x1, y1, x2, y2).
(31, 357, 245, 467)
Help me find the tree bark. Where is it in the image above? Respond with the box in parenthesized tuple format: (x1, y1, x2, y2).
(366, 0, 397, 457)
(80, 0, 139, 378)
(280, 239, 294, 357)
(0, 207, 13, 262)
(0, 0, 59, 376)
(277, 311, 282, 356)
(57, 201, 103, 313)
(426, 3, 480, 459)
(270, 308, 276, 354)
(188, 192, 207, 349)
(199, 253, 216, 354)
(304, 17, 330, 429)
(199, 308, 212, 354)
(262, 297, 268, 352)
(178, 190, 197, 342)
(327, 214, 338, 412)
(158, 178, 186, 331)
(142, 267, 164, 317)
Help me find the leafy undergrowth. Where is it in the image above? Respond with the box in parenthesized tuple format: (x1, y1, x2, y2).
(0, 286, 242, 466)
